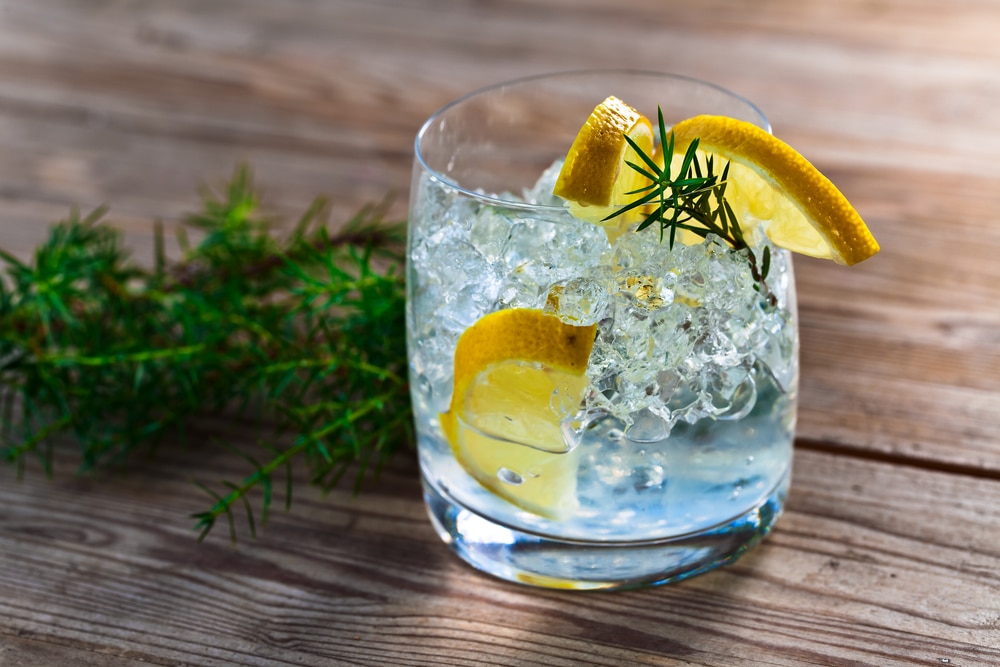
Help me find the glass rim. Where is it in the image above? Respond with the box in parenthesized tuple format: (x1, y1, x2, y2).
(413, 68, 769, 212)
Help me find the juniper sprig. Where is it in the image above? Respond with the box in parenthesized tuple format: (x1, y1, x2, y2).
(0, 166, 413, 542)
(607, 107, 775, 304)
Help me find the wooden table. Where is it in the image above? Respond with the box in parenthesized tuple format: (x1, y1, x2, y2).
(2, 1, 998, 664)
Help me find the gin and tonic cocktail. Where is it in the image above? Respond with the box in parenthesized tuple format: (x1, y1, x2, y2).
(407, 71, 798, 589)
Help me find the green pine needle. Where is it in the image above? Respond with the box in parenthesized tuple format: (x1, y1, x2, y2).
(607, 107, 776, 305)
(0, 165, 413, 542)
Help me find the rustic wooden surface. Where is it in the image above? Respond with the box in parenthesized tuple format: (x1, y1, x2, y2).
(1, 0, 999, 665)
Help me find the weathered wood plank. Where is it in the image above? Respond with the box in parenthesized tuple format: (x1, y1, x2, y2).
(794, 167, 1000, 469)
(1, 446, 997, 666)
(0, 634, 158, 667)
(1, 0, 999, 663)
(1, 0, 997, 470)
(1, 0, 999, 231)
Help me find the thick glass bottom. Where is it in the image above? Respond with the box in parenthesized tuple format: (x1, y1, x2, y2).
(423, 472, 788, 591)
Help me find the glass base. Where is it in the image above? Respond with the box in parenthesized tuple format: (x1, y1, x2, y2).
(423, 474, 787, 591)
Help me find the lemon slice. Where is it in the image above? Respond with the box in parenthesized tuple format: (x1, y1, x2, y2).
(440, 309, 596, 519)
(669, 115, 879, 265)
(553, 96, 656, 241)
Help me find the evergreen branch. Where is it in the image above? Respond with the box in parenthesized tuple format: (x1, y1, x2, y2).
(607, 108, 777, 306)
(0, 164, 413, 542)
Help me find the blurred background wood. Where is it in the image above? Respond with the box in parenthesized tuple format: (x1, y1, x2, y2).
(1, 0, 998, 665)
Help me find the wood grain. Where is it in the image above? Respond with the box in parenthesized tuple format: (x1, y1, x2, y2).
(2, 446, 998, 666)
(0, 0, 997, 468)
(1, 0, 999, 664)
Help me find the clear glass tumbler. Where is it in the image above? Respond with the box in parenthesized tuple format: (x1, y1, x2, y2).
(407, 70, 798, 590)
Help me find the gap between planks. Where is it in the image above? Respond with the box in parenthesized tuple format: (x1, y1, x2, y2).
(795, 437, 1000, 482)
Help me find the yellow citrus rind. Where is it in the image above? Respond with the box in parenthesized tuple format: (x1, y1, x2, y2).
(553, 96, 656, 238)
(440, 309, 596, 519)
(669, 114, 880, 265)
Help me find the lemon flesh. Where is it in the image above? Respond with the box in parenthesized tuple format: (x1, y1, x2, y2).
(440, 309, 596, 519)
(669, 114, 880, 265)
(553, 96, 656, 240)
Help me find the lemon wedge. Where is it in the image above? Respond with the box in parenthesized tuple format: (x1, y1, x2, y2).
(669, 114, 879, 265)
(553, 96, 656, 241)
(440, 309, 596, 519)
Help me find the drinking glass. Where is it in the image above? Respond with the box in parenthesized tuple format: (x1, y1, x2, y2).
(407, 70, 798, 590)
